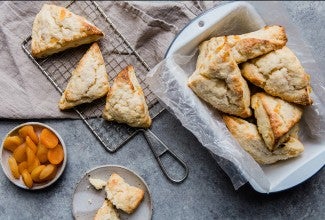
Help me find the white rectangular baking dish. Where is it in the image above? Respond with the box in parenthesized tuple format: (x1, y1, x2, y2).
(158, 1, 325, 193)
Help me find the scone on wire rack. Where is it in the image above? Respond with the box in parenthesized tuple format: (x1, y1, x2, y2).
(59, 42, 110, 110)
(105, 173, 144, 214)
(102, 65, 152, 128)
(31, 4, 104, 58)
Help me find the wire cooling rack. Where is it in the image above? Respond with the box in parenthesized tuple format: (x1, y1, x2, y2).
(22, 1, 164, 152)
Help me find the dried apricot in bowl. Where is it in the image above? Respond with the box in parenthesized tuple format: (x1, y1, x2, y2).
(48, 144, 64, 165)
(40, 128, 58, 149)
(3, 136, 22, 152)
(18, 125, 39, 144)
(8, 156, 20, 179)
(1, 122, 67, 190)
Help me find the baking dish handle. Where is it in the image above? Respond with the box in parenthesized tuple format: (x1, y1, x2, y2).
(142, 129, 189, 183)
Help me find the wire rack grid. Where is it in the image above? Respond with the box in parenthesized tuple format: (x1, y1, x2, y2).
(22, 1, 164, 152)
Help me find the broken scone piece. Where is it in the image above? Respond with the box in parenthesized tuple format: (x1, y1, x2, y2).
(188, 37, 252, 118)
(251, 92, 303, 151)
(89, 177, 107, 190)
(241, 46, 313, 105)
(223, 115, 304, 164)
(105, 173, 144, 214)
(31, 4, 104, 58)
(59, 43, 109, 110)
(102, 65, 152, 128)
(94, 200, 120, 220)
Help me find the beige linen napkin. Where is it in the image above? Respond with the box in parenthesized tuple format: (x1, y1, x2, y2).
(0, 1, 217, 119)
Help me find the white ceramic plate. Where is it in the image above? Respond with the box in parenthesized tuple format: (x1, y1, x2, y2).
(165, 1, 325, 193)
(0, 122, 67, 190)
(72, 165, 152, 220)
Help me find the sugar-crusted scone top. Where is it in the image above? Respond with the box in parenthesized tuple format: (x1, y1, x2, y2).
(31, 4, 104, 58)
(102, 65, 152, 128)
(227, 25, 287, 63)
(241, 46, 313, 105)
(188, 37, 252, 118)
(59, 43, 109, 110)
(251, 92, 303, 151)
(223, 115, 304, 164)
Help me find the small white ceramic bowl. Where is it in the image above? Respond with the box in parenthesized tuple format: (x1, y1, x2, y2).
(0, 122, 67, 190)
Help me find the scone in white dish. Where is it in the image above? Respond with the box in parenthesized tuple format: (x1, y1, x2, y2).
(161, 1, 325, 193)
(72, 165, 152, 220)
(0, 122, 67, 190)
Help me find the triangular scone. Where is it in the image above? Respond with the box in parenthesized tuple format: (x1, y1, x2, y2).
(102, 66, 152, 128)
(105, 173, 144, 214)
(188, 37, 251, 118)
(241, 46, 313, 105)
(59, 43, 109, 110)
(94, 200, 120, 220)
(223, 115, 304, 165)
(226, 25, 287, 63)
(251, 92, 303, 151)
(31, 4, 104, 58)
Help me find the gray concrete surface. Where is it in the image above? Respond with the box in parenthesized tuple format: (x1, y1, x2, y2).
(0, 1, 324, 219)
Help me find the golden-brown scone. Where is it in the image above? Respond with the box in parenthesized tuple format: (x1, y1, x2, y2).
(241, 46, 313, 105)
(251, 92, 303, 151)
(94, 200, 120, 220)
(31, 4, 104, 58)
(188, 37, 251, 118)
(59, 43, 109, 110)
(227, 25, 287, 63)
(102, 65, 152, 128)
(223, 115, 304, 165)
(105, 173, 144, 214)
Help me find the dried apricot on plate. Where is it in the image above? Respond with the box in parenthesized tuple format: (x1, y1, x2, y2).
(18, 161, 28, 175)
(39, 164, 57, 181)
(48, 144, 64, 165)
(18, 125, 39, 144)
(8, 156, 20, 179)
(22, 169, 33, 188)
(31, 165, 46, 183)
(26, 136, 37, 154)
(40, 128, 58, 149)
(27, 157, 40, 173)
(3, 136, 22, 152)
(13, 143, 27, 163)
(37, 144, 48, 164)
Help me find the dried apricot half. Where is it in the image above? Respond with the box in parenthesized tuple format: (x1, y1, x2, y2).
(13, 143, 27, 163)
(48, 144, 64, 165)
(36, 144, 48, 164)
(3, 136, 22, 152)
(39, 164, 57, 181)
(26, 136, 38, 154)
(22, 169, 33, 188)
(8, 156, 20, 179)
(31, 165, 46, 183)
(18, 125, 39, 144)
(40, 128, 58, 149)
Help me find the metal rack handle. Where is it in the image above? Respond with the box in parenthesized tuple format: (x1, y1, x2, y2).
(142, 129, 189, 183)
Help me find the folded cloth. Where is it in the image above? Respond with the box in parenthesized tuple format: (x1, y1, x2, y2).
(0, 1, 218, 119)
